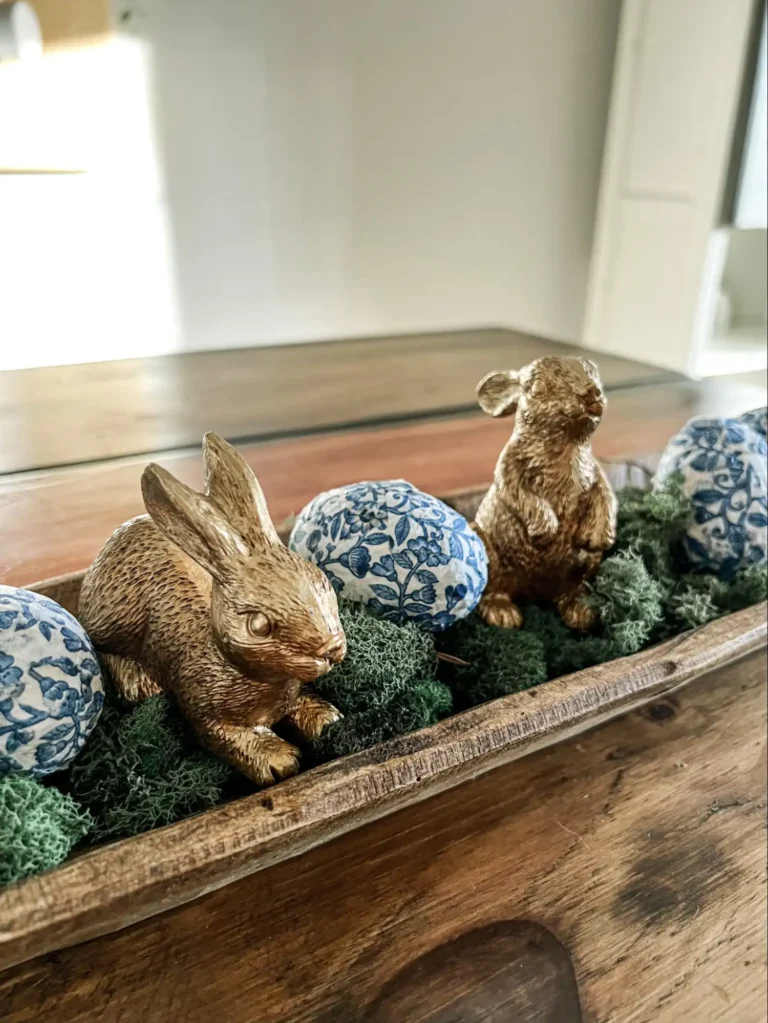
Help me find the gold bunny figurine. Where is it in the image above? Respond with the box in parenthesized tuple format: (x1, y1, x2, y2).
(78, 433, 345, 786)
(472, 357, 617, 630)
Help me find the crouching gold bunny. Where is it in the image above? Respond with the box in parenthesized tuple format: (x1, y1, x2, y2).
(78, 433, 345, 786)
(472, 356, 617, 630)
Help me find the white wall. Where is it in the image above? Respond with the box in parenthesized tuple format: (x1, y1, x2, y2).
(0, 37, 182, 369)
(0, 0, 620, 369)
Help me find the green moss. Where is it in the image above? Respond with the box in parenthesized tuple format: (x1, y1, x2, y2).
(614, 476, 690, 582)
(0, 774, 91, 888)
(438, 614, 547, 707)
(588, 550, 665, 655)
(668, 563, 768, 631)
(715, 562, 768, 610)
(311, 678, 452, 760)
(314, 599, 437, 713)
(438, 538, 667, 692)
(438, 478, 766, 693)
(67, 693, 233, 843)
(613, 475, 767, 639)
(522, 605, 616, 678)
(310, 599, 451, 761)
(15, 476, 762, 881)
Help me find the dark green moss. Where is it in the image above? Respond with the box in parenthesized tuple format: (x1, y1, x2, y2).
(311, 678, 452, 760)
(667, 563, 768, 631)
(310, 599, 451, 761)
(438, 477, 766, 691)
(0, 774, 91, 887)
(66, 693, 234, 843)
(314, 599, 437, 713)
(437, 614, 547, 707)
(613, 474, 767, 639)
(522, 604, 616, 678)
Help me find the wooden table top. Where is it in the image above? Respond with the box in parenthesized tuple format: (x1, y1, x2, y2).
(0, 358, 765, 1022)
(1, 368, 765, 588)
(0, 328, 677, 475)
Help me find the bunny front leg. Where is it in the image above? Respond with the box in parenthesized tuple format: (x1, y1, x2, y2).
(478, 592, 524, 629)
(100, 653, 163, 703)
(282, 691, 342, 741)
(555, 550, 602, 631)
(203, 721, 300, 787)
(501, 485, 559, 545)
(473, 521, 524, 629)
(556, 587, 596, 631)
(575, 472, 617, 552)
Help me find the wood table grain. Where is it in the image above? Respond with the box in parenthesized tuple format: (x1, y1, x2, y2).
(1, 371, 766, 589)
(0, 328, 678, 475)
(0, 652, 764, 1022)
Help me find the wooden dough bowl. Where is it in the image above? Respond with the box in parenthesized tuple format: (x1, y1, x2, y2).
(0, 473, 765, 975)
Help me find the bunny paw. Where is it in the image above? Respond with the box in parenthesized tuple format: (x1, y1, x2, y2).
(284, 693, 342, 741)
(478, 593, 523, 629)
(576, 531, 615, 553)
(245, 728, 301, 786)
(558, 594, 596, 632)
(526, 502, 559, 545)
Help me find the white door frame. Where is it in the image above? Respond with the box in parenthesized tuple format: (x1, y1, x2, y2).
(583, 0, 759, 376)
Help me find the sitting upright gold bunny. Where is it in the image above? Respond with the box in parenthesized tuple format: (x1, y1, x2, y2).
(472, 356, 617, 630)
(78, 433, 346, 786)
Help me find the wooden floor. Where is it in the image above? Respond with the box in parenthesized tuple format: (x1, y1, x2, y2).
(0, 329, 677, 475)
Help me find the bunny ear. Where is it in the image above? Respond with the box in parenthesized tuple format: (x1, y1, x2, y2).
(202, 433, 281, 550)
(580, 358, 600, 379)
(477, 370, 521, 418)
(142, 463, 248, 580)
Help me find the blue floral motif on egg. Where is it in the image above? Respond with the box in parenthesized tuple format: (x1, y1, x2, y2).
(0, 585, 104, 777)
(654, 410, 768, 579)
(289, 480, 488, 631)
(740, 406, 767, 439)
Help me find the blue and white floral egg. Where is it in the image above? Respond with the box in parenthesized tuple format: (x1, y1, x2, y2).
(0, 586, 104, 777)
(655, 408, 767, 579)
(289, 480, 488, 631)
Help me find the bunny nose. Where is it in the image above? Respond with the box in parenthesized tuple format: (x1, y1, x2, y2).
(316, 632, 346, 664)
(585, 388, 605, 415)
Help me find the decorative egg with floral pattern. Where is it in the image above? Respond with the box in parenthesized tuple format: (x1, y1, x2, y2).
(0, 586, 104, 777)
(289, 480, 488, 631)
(654, 408, 767, 579)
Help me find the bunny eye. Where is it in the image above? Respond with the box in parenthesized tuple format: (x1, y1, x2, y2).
(247, 611, 272, 638)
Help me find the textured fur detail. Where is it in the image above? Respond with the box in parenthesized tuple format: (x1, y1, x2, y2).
(473, 357, 617, 630)
(78, 434, 345, 785)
